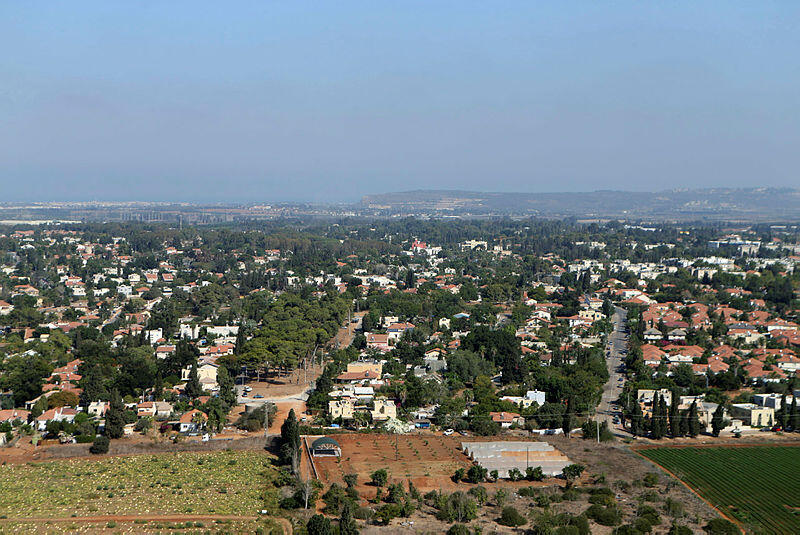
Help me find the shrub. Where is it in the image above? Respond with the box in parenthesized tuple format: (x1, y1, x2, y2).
(664, 498, 684, 518)
(498, 506, 527, 527)
(636, 504, 661, 526)
(447, 524, 471, 535)
(467, 464, 487, 483)
(527, 465, 545, 481)
(642, 473, 659, 487)
(611, 526, 642, 535)
(586, 504, 622, 526)
(452, 468, 465, 482)
(704, 518, 740, 535)
(89, 435, 110, 454)
(561, 488, 581, 501)
(370, 468, 388, 487)
(556, 526, 580, 535)
(588, 487, 616, 507)
(668, 524, 693, 535)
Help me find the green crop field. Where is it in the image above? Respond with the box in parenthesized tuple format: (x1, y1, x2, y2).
(0, 450, 277, 520)
(640, 445, 800, 534)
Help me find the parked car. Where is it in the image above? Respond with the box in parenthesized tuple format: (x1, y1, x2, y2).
(443, 429, 454, 436)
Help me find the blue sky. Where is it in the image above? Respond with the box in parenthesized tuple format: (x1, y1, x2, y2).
(1, 2, 798, 202)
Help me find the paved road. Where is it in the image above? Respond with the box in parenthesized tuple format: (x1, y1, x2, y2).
(597, 306, 629, 436)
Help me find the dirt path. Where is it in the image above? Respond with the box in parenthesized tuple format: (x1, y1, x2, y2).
(0, 514, 292, 534)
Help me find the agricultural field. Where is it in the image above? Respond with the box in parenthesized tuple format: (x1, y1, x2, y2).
(639, 445, 800, 534)
(0, 450, 278, 521)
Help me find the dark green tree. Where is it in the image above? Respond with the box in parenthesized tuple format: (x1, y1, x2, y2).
(339, 499, 359, 535)
(184, 364, 202, 399)
(105, 389, 125, 439)
(687, 401, 700, 437)
(306, 514, 333, 535)
(711, 404, 725, 437)
(217, 365, 236, 406)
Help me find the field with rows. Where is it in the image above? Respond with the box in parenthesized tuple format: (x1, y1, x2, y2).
(0, 450, 278, 520)
(640, 445, 800, 534)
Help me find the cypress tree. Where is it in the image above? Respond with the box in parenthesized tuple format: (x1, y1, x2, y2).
(105, 389, 125, 439)
(184, 364, 202, 399)
(711, 403, 725, 437)
(688, 401, 700, 437)
(790, 397, 799, 431)
(669, 398, 680, 437)
(217, 365, 236, 407)
(631, 400, 643, 437)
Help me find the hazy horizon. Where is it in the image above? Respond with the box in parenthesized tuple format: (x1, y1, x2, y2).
(2, 2, 799, 203)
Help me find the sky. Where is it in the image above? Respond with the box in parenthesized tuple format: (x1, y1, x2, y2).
(1, 2, 799, 203)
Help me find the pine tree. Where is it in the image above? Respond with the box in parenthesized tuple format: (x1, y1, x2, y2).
(711, 403, 725, 437)
(184, 364, 202, 399)
(105, 389, 125, 439)
(688, 401, 700, 437)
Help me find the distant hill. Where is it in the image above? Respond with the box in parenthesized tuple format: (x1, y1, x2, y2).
(360, 188, 800, 221)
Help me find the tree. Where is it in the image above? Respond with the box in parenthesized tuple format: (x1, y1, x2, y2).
(90, 435, 110, 454)
(370, 468, 388, 487)
(631, 400, 644, 437)
(339, 500, 359, 535)
(467, 465, 487, 484)
(184, 364, 202, 399)
(498, 506, 527, 527)
(562, 397, 574, 437)
(306, 514, 333, 535)
(669, 397, 681, 437)
(527, 466, 545, 481)
(790, 397, 800, 431)
(711, 404, 725, 437)
(217, 365, 236, 407)
(105, 389, 125, 439)
(562, 464, 585, 487)
(688, 401, 700, 437)
(280, 409, 301, 474)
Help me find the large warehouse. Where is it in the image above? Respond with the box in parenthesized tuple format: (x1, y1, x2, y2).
(462, 441, 571, 479)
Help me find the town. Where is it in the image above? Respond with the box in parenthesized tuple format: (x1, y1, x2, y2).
(0, 218, 797, 533)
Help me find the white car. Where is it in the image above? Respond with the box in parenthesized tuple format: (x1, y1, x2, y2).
(443, 429, 455, 436)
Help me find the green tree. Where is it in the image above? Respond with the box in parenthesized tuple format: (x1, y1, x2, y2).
(184, 364, 202, 399)
(498, 506, 527, 527)
(562, 464, 585, 488)
(370, 468, 389, 487)
(217, 365, 236, 406)
(306, 514, 333, 535)
(89, 435, 110, 454)
(105, 389, 125, 439)
(711, 404, 725, 437)
(687, 401, 700, 437)
(280, 409, 301, 474)
(339, 499, 359, 535)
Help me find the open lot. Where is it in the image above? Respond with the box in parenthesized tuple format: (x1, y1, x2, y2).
(310, 434, 473, 494)
(639, 444, 800, 534)
(0, 450, 277, 524)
